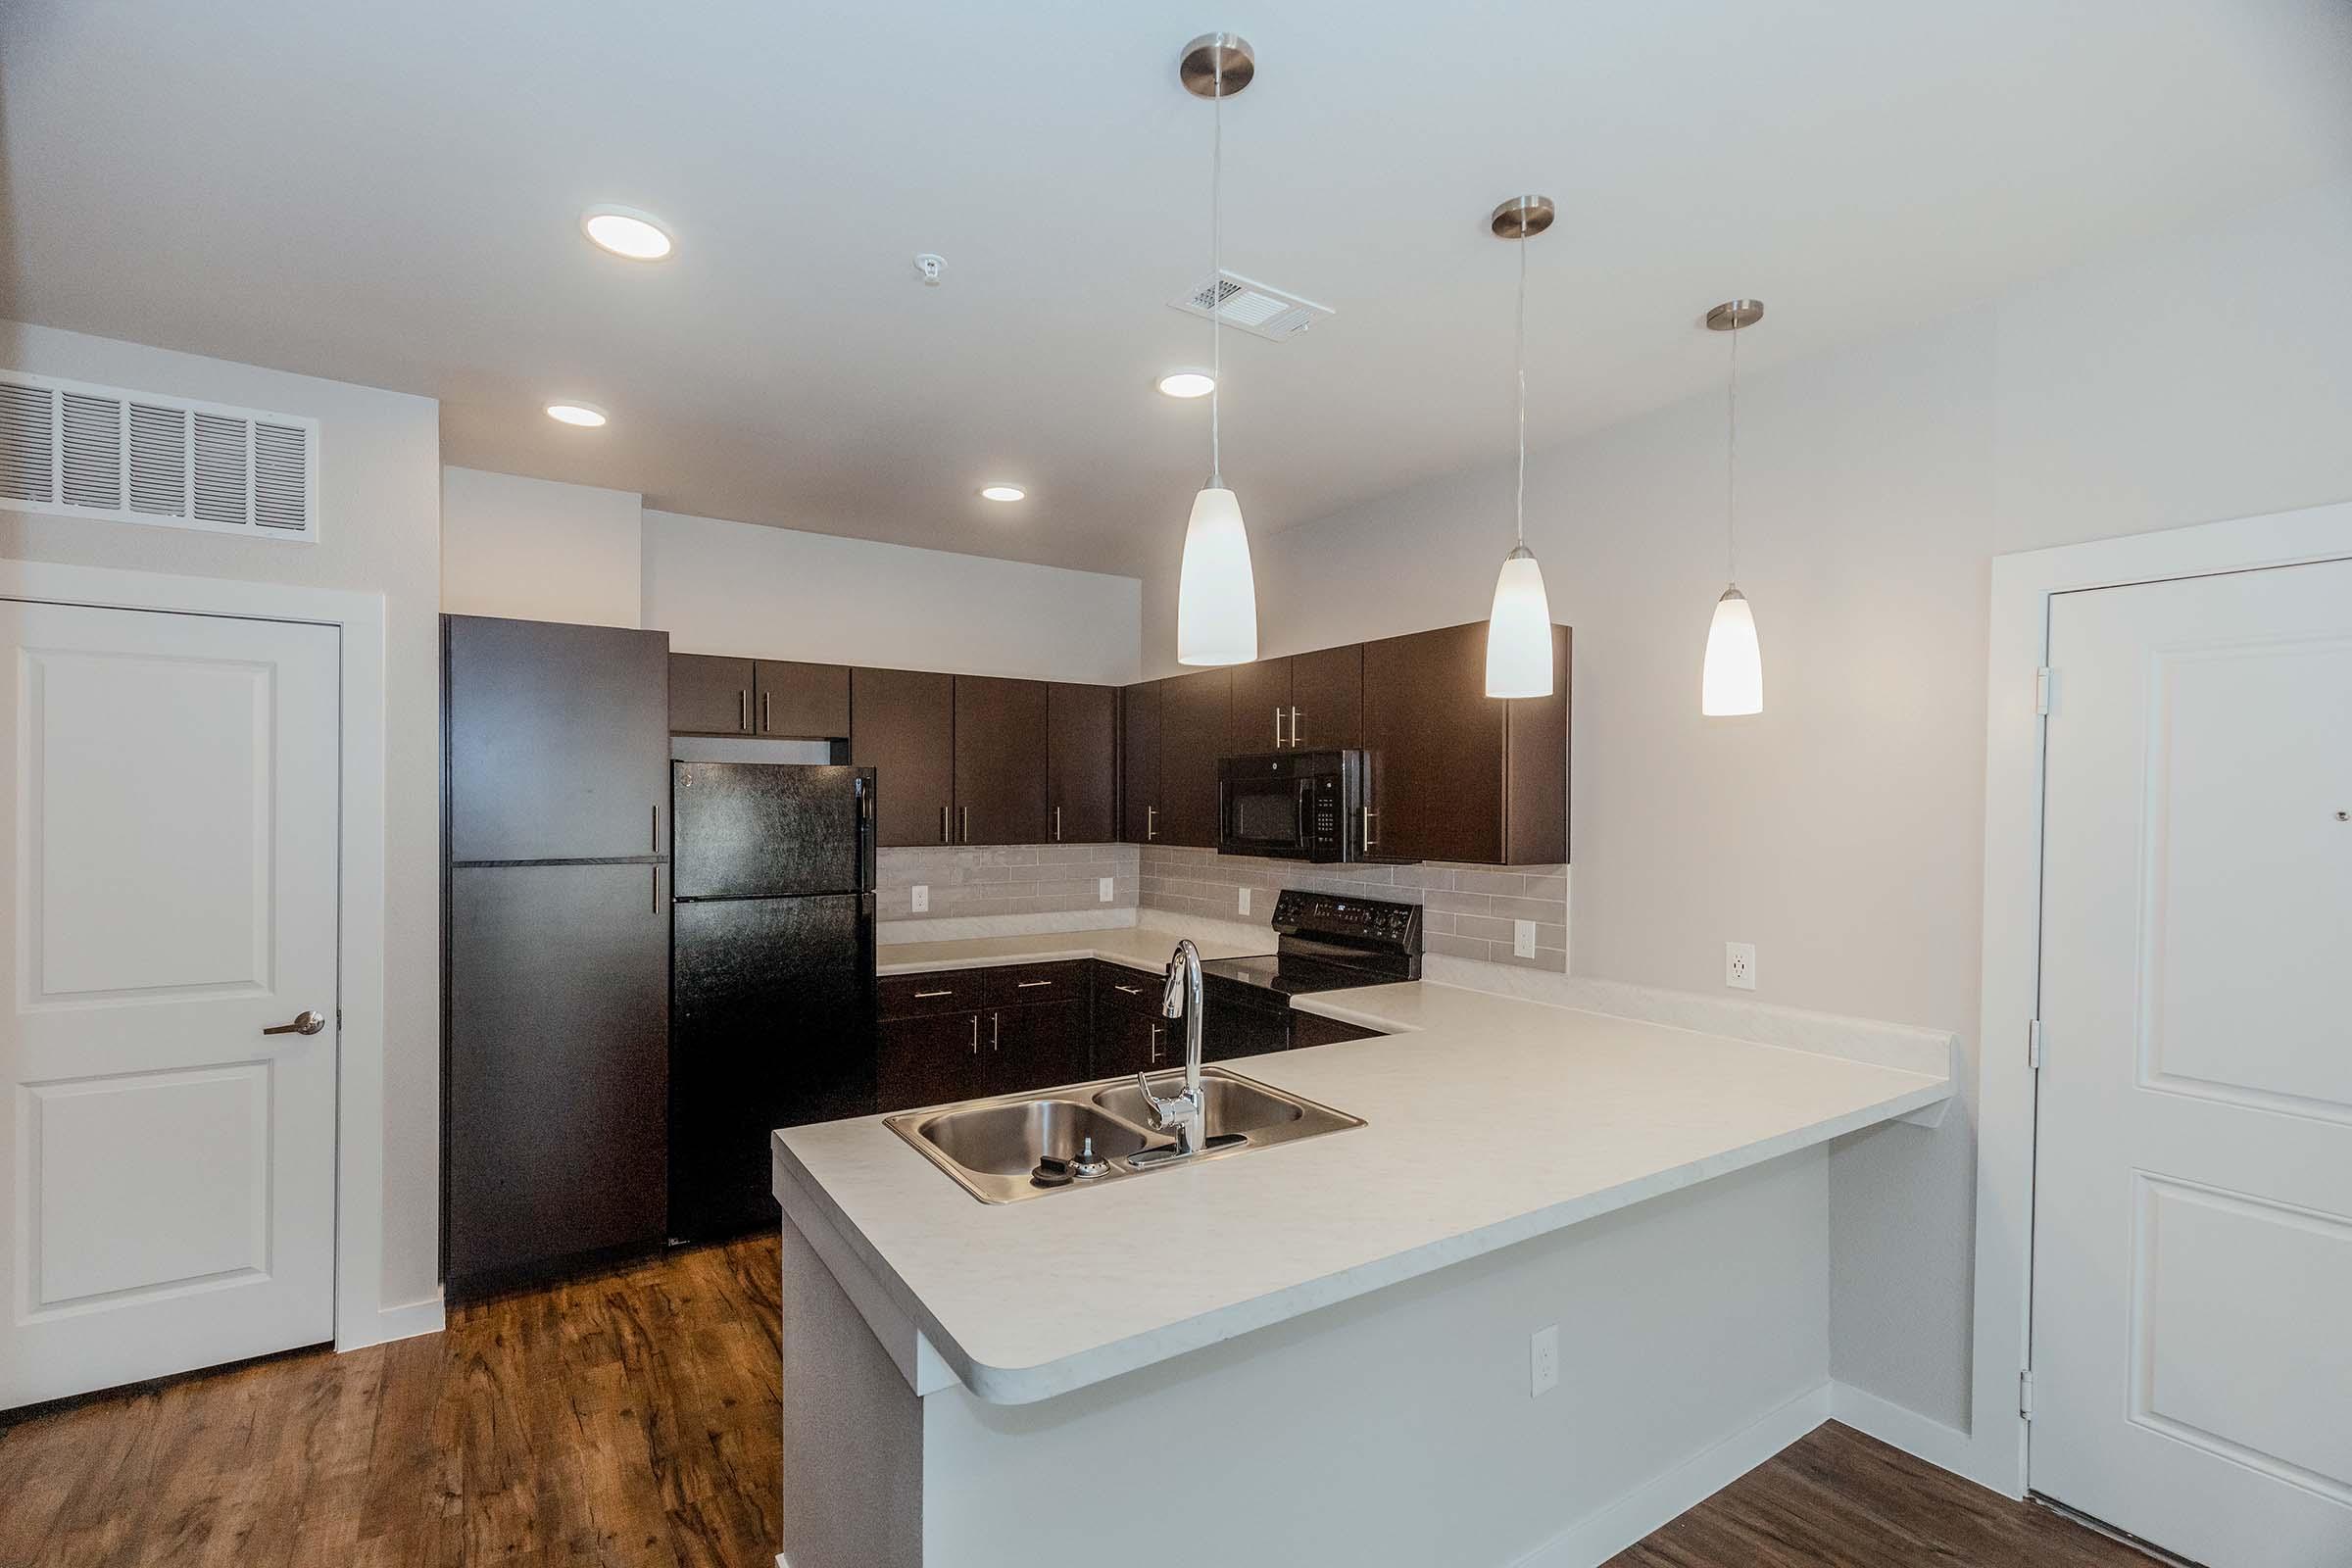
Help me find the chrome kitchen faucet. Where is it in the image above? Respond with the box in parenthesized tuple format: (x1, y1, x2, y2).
(1133, 940, 1208, 1157)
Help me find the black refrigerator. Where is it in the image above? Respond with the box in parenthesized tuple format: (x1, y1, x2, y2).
(668, 762, 878, 1241)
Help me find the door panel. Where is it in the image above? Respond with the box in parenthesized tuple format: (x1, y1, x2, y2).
(1361, 622, 1505, 863)
(669, 653, 755, 736)
(670, 762, 865, 899)
(1095, 1010, 1170, 1078)
(1227, 658, 1292, 755)
(756, 661, 851, 738)
(850, 667, 955, 849)
(446, 615, 670, 861)
(1158, 668, 1229, 848)
(1121, 681, 1162, 844)
(2032, 558, 2352, 1566)
(1287, 644, 1363, 749)
(446, 862, 668, 1288)
(1045, 683, 1117, 844)
(984, 1001, 1089, 1095)
(952, 676, 1048, 845)
(878, 1011, 983, 1112)
(2, 602, 338, 1409)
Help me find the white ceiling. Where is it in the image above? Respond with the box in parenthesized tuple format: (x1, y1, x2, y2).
(5, 1, 2348, 577)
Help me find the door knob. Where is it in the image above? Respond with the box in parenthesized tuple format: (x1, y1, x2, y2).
(263, 1008, 327, 1037)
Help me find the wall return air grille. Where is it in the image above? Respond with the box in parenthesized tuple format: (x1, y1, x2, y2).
(0, 371, 318, 541)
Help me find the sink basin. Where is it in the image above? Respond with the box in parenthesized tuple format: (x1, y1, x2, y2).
(883, 1068, 1363, 1204)
(1093, 1073, 1304, 1140)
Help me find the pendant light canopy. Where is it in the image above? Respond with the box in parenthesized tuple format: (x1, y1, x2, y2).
(1483, 195, 1557, 699)
(1700, 299, 1765, 716)
(1174, 31, 1257, 667)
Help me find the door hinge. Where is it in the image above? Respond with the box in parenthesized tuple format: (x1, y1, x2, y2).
(2019, 1368, 2036, 1421)
(2028, 1017, 2045, 1072)
(2034, 666, 2054, 716)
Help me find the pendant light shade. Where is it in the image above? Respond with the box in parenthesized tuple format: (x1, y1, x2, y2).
(1176, 485, 1257, 665)
(1171, 32, 1257, 667)
(1485, 545, 1554, 698)
(1701, 586, 1763, 715)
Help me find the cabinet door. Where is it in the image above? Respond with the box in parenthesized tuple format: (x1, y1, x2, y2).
(1157, 667, 1230, 848)
(1045, 683, 1118, 844)
(952, 676, 1049, 845)
(1288, 644, 1363, 750)
(1226, 658, 1292, 755)
(446, 615, 670, 862)
(877, 1011, 983, 1112)
(669, 653, 755, 736)
(756, 660, 851, 738)
(1095, 1009, 1171, 1079)
(1360, 622, 1508, 864)
(851, 667, 956, 849)
(983, 1001, 1090, 1096)
(1120, 681, 1162, 844)
(446, 862, 668, 1288)
(1501, 625, 1571, 864)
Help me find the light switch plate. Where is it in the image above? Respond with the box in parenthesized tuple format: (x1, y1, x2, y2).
(1531, 1325, 1560, 1396)
(1726, 941, 1756, 990)
(1513, 919, 1538, 958)
(911, 884, 929, 913)
(1239, 886, 1252, 917)
(1099, 877, 1115, 904)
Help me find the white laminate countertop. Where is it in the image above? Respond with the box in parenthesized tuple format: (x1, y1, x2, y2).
(876, 924, 1270, 976)
(780, 954, 1952, 1407)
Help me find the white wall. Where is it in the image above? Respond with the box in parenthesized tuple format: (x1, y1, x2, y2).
(0, 319, 446, 1318)
(440, 466, 641, 627)
(1141, 177, 2352, 1431)
(643, 509, 1142, 685)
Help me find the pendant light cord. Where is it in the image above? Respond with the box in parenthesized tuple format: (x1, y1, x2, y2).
(1514, 225, 1528, 549)
(1208, 50, 1224, 488)
(1725, 318, 1740, 583)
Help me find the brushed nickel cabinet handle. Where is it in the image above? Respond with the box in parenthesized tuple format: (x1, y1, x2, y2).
(1113, 983, 1144, 996)
(940, 805, 950, 844)
(738, 690, 749, 733)
(1362, 806, 1379, 852)
(1290, 706, 1301, 745)
(991, 1012, 1001, 1051)
(1274, 707, 1284, 748)
(1146, 805, 1157, 841)
(914, 989, 954, 999)
(961, 806, 971, 843)
(969, 1016, 979, 1055)
(1149, 1022, 1161, 1064)
(263, 1009, 327, 1037)
(1054, 805, 1062, 842)
(1016, 979, 1052, 989)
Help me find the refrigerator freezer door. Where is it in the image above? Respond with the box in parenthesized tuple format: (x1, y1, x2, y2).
(670, 762, 872, 900)
(669, 892, 877, 1239)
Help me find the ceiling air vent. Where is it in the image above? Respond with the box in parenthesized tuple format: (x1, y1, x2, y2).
(1168, 270, 1334, 342)
(0, 370, 318, 541)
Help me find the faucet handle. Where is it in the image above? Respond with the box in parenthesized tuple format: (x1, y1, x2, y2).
(1133, 1070, 1175, 1124)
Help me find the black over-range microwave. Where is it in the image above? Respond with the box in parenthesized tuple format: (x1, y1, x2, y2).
(1217, 749, 1370, 862)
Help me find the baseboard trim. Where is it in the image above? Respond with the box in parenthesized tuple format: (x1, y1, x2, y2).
(338, 1290, 445, 1351)
(1510, 1381, 1834, 1567)
(1829, 1380, 1975, 1478)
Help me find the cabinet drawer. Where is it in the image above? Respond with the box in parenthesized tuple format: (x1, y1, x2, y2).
(879, 969, 985, 1019)
(976, 960, 1089, 1007)
(1095, 962, 1165, 1017)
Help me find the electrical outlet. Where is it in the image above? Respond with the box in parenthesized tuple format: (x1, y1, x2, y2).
(1726, 941, 1756, 990)
(1098, 876, 1115, 904)
(1239, 886, 1252, 917)
(911, 884, 929, 913)
(1530, 1325, 1560, 1396)
(1513, 919, 1538, 958)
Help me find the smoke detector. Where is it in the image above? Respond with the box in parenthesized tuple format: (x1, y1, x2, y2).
(1169, 270, 1333, 342)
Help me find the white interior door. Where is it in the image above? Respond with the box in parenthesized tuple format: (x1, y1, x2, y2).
(2032, 558, 2352, 1565)
(1, 599, 339, 1409)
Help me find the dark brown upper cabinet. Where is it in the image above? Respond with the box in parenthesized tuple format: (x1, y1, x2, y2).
(1120, 680, 1162, 845)
(1226, 658, 1294, 756)
(1287, 643, 1363, 749)
(755, 661, 851, 737)
(1157, 666, 1230, 848)
(1045, 682, 1118, 844)
(668, 652, 756, 736)
(851, 667, 956, 848)
(1360, 621, 1568, 865)
(445, 615, 670, 863)
(951, 676, 1049, 845)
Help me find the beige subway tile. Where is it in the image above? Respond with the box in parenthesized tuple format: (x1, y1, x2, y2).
(1425, 932, 1492, 962)
(1488, 894, 1567, 923)
(1422, 890, 1492, 916)
(1453, 869, 1529, 896)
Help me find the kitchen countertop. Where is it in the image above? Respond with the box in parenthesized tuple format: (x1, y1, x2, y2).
(780, 948, 1953, 1406)
(876, 923, 1269, 976)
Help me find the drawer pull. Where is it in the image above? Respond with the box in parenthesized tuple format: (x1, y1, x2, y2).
(1015, 979, 1053, 989)
(913, 989, 954, 1000)
(1113, 984, 1144, 996)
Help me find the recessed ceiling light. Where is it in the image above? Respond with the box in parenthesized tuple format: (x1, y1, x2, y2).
(580, 206, 674, 261)
(546, 402, 609, 427)
(1156, 370, 1216, 399)
(979, 484, 1026, 503)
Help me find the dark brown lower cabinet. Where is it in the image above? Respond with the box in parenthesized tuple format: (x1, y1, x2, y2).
(1095, 1008, 1173, 1077)
(877, 1010, 985, 1112)
(986, 999, 1089, 1092)
(445, 862, 668, 1291)
(878, 1001, 1090, 1110)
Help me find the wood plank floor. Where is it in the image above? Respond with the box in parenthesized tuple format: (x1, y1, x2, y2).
(0, 1232, 2158, 1567)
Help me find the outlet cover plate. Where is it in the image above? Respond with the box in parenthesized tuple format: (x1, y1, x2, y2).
(1099, 877, 1115, 904)
(1239, 886, 1251, 917)
(1531, 1325, 1560, 1396)
(911, 884, 929, 914)
(1726, 941, 1756, 990)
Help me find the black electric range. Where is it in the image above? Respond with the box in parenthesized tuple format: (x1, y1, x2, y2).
(1197, 891, 1422, 1057)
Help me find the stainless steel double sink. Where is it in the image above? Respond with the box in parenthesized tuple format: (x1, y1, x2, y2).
(883, 1068, 1364, 1203)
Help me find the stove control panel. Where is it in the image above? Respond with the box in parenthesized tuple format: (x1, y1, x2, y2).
(1269, 890, 1422, 956)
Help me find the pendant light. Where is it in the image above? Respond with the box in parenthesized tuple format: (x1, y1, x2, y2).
(1174, 32, 1258, 666)
(1482, 196, 1557, 699)
(1700, 299, 1765, 716)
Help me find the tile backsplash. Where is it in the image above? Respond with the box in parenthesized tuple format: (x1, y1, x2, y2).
(878, 844, 1138, 924)
(1139, 845, 1568, 970)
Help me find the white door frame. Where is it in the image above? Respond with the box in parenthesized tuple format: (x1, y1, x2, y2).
(1969, 499, 2352, 1496)
(0, 558, 409, 1355)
